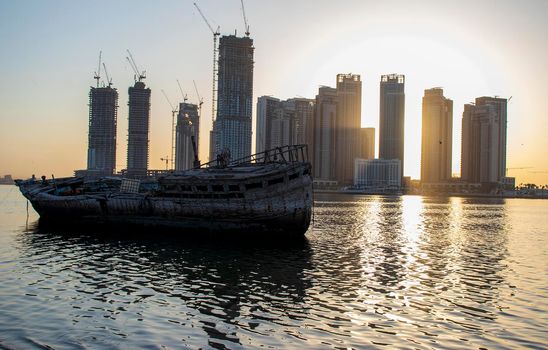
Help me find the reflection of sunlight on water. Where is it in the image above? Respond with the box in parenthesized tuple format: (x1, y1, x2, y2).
(1, 189, 546, 349)
(402, 195, 425, 244)
(349, 195, 516, 344)
(400, 196, 426, 296)
(359, 196, 382, 244)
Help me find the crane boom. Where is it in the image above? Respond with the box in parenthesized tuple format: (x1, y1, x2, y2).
(176, 79, 188, 102)
(193, 2, 219, 35)
(161, 89, 178, 170)
(240, 0, 250, 36)
(193, 1, 220, 127)
(93, 51, 102, 88)
(193, 80, 203, 106)
(161, 89, 176, 111)
(102, 62, 112, 87)
(126, 49, 146, 82)
(126, 56, 139, 80)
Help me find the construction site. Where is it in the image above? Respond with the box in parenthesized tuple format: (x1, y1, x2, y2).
(86, 54, 118, 177)
(126, 49, 151, 177)
(77, 1, 254, 178)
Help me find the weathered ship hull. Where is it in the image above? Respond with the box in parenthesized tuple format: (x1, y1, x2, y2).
(17, 160, 313, 236)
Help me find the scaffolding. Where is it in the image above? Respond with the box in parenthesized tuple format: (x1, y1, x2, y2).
(126, 81, 151, 176)
(87, 86, 119, 175)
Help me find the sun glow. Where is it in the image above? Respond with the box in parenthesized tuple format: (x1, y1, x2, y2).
(285, 29, 496, 179)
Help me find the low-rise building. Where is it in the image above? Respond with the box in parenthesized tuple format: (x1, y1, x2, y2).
(354, 158, 401, 189)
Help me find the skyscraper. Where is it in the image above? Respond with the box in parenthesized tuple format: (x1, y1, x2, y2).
(313, 86, 338, 180)
(256, 96, 315, 154)
(126, 81, 151, 176)
(256, 96, 280, 153)
(358, 127, 375, 160)
(421, 88, 453, 183)
(336, 74, 362, 185)
(270, 111, 291, 149)
(212, 35, 254, 161)
(87, 86, 118, 176)
(175, 103, 199, 171)
(379, 74, 405, 176)
(461, 97, 508, 183)
(288, 98, 315, 150)
(475, 96, 508, 179)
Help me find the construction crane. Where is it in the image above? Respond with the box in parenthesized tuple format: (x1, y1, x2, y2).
(126, 49, 146, 82)
(240, 0, 250, 36)
(193, 80, 204, 109)
(176, 79, 188, 103)
(159, 156, 170, 171)
(161, 89, 178, 170)
(193, 2, 220, 124)
(102, 62, 113, 87)
(192, 80, 204, 157)
(93, 51, 102, 88)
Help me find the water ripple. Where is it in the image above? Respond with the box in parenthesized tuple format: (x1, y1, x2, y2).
(0, 189, 547, 349)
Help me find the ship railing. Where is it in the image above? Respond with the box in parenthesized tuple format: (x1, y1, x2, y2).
(202, 144, 309, 168)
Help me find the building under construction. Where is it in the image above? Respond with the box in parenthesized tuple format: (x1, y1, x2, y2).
(86, 86, 118, 176)
(175, 102, 200, 171)
(211, 35, 254, 161)
(126, 81, 151, 176)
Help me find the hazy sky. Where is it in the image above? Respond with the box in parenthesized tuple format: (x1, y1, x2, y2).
(1, 0, 547, 184)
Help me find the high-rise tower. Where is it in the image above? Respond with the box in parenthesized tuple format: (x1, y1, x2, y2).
(379, 74, 405, 176)
(358, 127, 375, 160)
(212, 35, 254, 161)
(336, 74, 362, 185)
(256, 96, 315, 155)
(475, 96, 508, 179)
(313, 86, 338, 180)
(87, 86, 118, 176)
(421, 88, 453, 183)
(175, 102, 200, 171)
(256, 96, 280, 154)
(126, 81, 151, 176)
(288, 98, 315, 150)
(461, 97, 508, 183)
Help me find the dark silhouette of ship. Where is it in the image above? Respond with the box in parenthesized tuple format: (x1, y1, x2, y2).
(16, 145, 312, 236)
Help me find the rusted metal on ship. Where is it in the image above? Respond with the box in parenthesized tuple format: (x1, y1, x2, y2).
(15, 145, 313, 236)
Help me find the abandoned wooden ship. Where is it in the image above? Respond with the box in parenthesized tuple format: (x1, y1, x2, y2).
(16, 145, 313, 235)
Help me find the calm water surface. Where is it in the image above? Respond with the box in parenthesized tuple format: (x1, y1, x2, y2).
(0, 185, 546, 349)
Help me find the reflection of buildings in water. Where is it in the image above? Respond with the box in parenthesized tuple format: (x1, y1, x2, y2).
(415, 196, 509, 328)
(457, 197, 509, 295)
(17, 226, 313, 347)
(373, 197, 406, 288)
(416, 196, 454, 287)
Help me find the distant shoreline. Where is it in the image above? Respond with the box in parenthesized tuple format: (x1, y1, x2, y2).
(313, 189, 548, 200)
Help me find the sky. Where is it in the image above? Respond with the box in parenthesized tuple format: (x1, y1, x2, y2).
(0, 0, 547, 185)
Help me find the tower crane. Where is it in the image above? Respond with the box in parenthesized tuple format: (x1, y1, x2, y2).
(193, 80, 204, 109)
(193, 80, 204, 158)
(93, 51, 102, 88)
(176, 79, 188, 103)
(160, 156, 170, 171)
(240, 0, 250, 36)
(102, 63, 113, 87)
(161, 89, 179, 170)
(193, 2, 220, 124)
(126, 49, 146, 82)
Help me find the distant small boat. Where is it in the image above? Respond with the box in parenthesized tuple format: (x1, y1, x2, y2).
(16, 145, 313, 236)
